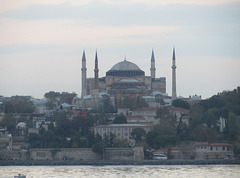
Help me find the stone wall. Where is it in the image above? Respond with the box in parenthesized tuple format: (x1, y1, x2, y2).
(0, 150, 28, 160)
(0, 147, 144, 161)
(105, 147, 144, 161)
(105, 148, 134, 161)
(30, 148, 100, 161)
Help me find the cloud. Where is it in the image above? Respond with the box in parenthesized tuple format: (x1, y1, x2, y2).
(0, 0, 239, 14)
(2, 1, 239, 28)
(0, 17, 177, 46)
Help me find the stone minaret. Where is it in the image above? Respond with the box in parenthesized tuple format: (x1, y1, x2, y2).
(171, 47, 177, 100)
(81, 50, 87, 98)
(150, 49, 156, 79)
(94, 50, 99, 90)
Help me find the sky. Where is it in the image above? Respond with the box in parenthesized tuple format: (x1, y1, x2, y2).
(0, 0, 240, 99)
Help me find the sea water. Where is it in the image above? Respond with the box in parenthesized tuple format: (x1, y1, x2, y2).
(0, 165, 239, 178)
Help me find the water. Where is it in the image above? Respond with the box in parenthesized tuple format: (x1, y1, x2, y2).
(0, 165, 239, 178)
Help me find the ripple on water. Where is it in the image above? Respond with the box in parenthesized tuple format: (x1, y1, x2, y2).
(0, 165, 240, 178)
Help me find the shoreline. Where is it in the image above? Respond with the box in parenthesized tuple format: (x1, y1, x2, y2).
(0, 159, 239, 166)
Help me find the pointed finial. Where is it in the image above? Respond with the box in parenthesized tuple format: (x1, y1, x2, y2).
(82, 50, 86, 61)
(95, 50, 98, 63)
(151, 49, 155, 61)
(172, 47, 176, 60)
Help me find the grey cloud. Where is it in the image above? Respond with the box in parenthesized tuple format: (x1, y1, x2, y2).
(2, 2, 240, 26)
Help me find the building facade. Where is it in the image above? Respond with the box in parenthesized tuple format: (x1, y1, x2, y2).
(93, 124, 151, 143)
(81, 50, 167, 105)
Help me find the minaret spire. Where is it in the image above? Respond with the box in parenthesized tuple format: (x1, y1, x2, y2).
(171, 47, 177, 100)
(81, 50, 87, 98)
(150, 49, 156, 79)
(94, 50, 99, 90)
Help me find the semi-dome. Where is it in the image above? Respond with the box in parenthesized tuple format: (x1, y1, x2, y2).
(106, 60, 145, 77)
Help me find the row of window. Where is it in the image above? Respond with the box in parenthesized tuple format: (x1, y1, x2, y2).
(197, 146, 230, 151)
(96, 127, 130, 131)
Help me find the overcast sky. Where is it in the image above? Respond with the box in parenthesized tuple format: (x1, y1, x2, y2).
(0, 0, 239, 99)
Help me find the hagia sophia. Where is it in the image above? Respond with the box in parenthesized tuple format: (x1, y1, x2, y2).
(80, 49, 177, 108)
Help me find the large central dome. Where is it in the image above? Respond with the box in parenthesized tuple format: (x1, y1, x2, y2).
(106, 60, 145, 77)
(110, 60, 141, 71)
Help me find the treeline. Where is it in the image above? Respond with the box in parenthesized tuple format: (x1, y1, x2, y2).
(135, 87, 240, 156)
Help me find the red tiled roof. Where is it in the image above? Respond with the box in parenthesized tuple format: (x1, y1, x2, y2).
(194, 142, 209, 146)
(153, 149, 167, 154)
(182, 115, 190, 119)
(194, 142, 232, 147)
(209, 143, 232, 147)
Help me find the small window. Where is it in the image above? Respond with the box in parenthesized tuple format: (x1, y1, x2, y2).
(117, 133, 121, 136)
(125, 133, 128, 136)
(222, 146, 225, 151)
(124, 128, 128, 131)
(103, 128, 106, 131)
(117, 128, 120, 131)
(227, 147, 230, 151)
(216, 147, 218, 151)
(210, 146, 213, 151)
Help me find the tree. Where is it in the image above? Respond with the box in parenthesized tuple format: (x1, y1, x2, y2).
(113, 139, 129, 148)
(131, 128, 146, 142)
(172, 99, 190, 110)
(121, 96, 148, 110)
(200, 95, 226, 109)
(59, 92, 77, 104)
(4, 96, 34, 113)
(155, 107, 176, 122)
(92, 142, 106, 156)
(225, 112, 239, 140)
(191, 125, 217, 142)
(153, 135, 179, 148)
(0, 114, 16, 132)
(113, 113, 127, 124)
(44, 91, 60, 100)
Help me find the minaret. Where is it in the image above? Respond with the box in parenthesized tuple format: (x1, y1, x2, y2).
(150, 49, 156, 79)
(81, 50, 87, 98)
(94, 50, 99, 90)
(172, 47, 177, 100)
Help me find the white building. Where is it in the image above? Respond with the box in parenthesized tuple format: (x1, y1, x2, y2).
(93, 124, 151, 143)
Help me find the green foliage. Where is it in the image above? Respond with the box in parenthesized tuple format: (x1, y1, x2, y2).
(153, 135, 179, 148)
(131, 128, 146, 142)
(113, 113, 127, 124)
(189, 87, 240, 144)
(46, 100, 56, 110)
(4, 96, 34, 114)
(146, 109, 177, 149)
(44, 91, 77, 104)
(172, 99, 190, 110)
(113, 139, 129, 148)
(191, 125, 217, 142)
(59, 92, 77, 104)
(155, 107, 176, 122)
(224, 112, 239, 140)
(121, 96, 148, 110)
(176, 118, 190, 141)
(91, 142, 106, 155)
(44, 91, 61, 100)
(0, 114, 16, 132)
(200, 95, 226, 109)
